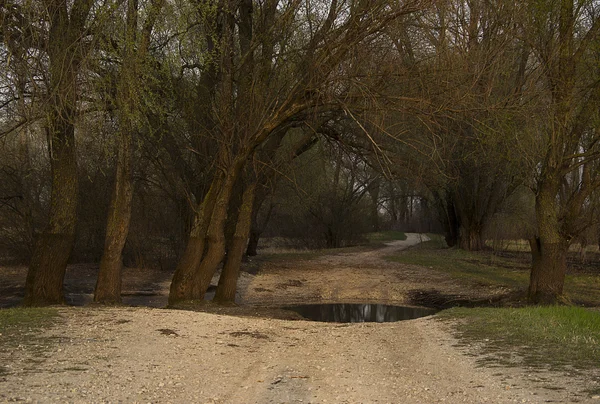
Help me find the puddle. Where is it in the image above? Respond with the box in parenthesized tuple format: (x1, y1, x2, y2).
(285, 303, 437, 323)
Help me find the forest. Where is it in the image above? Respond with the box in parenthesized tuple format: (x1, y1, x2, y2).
(1, 0, 600, 307)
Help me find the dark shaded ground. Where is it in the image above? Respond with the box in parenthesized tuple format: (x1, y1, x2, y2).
(0, 264, 173, 308)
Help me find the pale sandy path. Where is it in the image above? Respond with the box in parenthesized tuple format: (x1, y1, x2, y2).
(1, 307, 592, 403)
(1, 234, 595, 403)
(237, 233, 500, 307)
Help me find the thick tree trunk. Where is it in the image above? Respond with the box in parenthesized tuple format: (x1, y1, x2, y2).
(94, 130, 133, 304)
(214, 183, 256, 304)
(23, 0, 92, 306)
(193, 167, 241, 300)
(458, 223, 485, 251)
(168, 179, 219, 305)
(528, 237, 568, 304)
(528, 177, 568, 304)
(24, 123, 78, 306)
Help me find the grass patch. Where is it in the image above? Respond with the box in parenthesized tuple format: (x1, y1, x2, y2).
(388, 234, 600, 306)
(439, 306, 600, 374)
(0, 307, 60, 376)
(0, 307, 59, 332)
(387, 240, 530, 290)
(366, 231, 407, 243)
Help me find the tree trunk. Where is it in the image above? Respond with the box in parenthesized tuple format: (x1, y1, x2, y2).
(528, 237, 568, 304)
(94, 0, 163, 303)
(458, 222, 485, 251)
(23, 0, 92, 306)
(193, 165, 242, 300)
(246, 230, 260, 256)
(325, 227, 341, 248)
(528, 177, 568, 304)
(214, 183, 256, 304)
(24, 119, 78, 306)
(245, 191, 274, 256)
(168, 178, 220, 305)
(443, 197, 459, 248)
(94, 130, 133, 304)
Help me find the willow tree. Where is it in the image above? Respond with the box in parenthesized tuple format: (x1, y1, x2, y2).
(524, 0, 600, 303)
(168, 0, 427, 306)
(93, 0, 165, 304)
(415, 0, 529, 251)
(20, 0, 94, 306)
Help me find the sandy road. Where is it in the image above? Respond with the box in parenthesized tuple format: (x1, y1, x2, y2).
(0, 234, 594, 403)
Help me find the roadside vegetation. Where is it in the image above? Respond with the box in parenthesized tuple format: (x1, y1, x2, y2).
(438, 306, 600, 392)
(388, 235, 600, 389)
(389, 235, 600, 306)
(366, 231, 408, 243)
(0, 308, 59, 375)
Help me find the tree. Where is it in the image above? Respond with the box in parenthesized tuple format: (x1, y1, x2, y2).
(21, 0, 94, 306)
(94, 0, 164, 304)
(371, 0, 530, 250)
(524, 0, 600, 303)
(168, 0, 426, 306)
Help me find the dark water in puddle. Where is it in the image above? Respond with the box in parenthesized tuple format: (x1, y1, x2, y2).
(286, 303, 437, 323)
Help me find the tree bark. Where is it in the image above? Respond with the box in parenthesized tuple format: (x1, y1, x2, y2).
(94, 0, 139, 304)
(24, 0, 90, 305)
(94, 129, 133, 304)
(168, 178, 220, 305)
(24, 114, 78, 306)
(442, 196, 459, 248)
(246, 230, 260, 256)
(458, 223, 485, 251)
(528, 237, 568, 304)
(193, 164, 243, 300)
(214, 183, 256, 304)
(528, 176, 568, 304)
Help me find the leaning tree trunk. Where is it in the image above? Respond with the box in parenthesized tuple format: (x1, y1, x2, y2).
(94, 0, 151, 304)
(168, 178, 220, 305)
(246, 191, 274, 256)
(214, 183, 256, 304)
(528, 177, 568, 304)
(94, 129, 133, 304)
(192, 164, 242, 300)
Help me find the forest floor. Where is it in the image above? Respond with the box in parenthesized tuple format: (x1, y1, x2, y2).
(0, 234, 597, 403)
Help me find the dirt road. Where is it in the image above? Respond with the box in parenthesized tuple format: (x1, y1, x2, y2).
(0, 234, 593, 403)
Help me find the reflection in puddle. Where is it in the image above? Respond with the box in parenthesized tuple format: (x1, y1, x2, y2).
(286, 303, 437, 323)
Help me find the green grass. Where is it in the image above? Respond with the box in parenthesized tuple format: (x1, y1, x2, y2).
(439, 306, 600, 374)
(366, 231, 407, 243)
(0, 308, 60, 376)
(388, 235, 600, 306)
(387, 238, 530, 290)
(0, 307, 59, 331)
